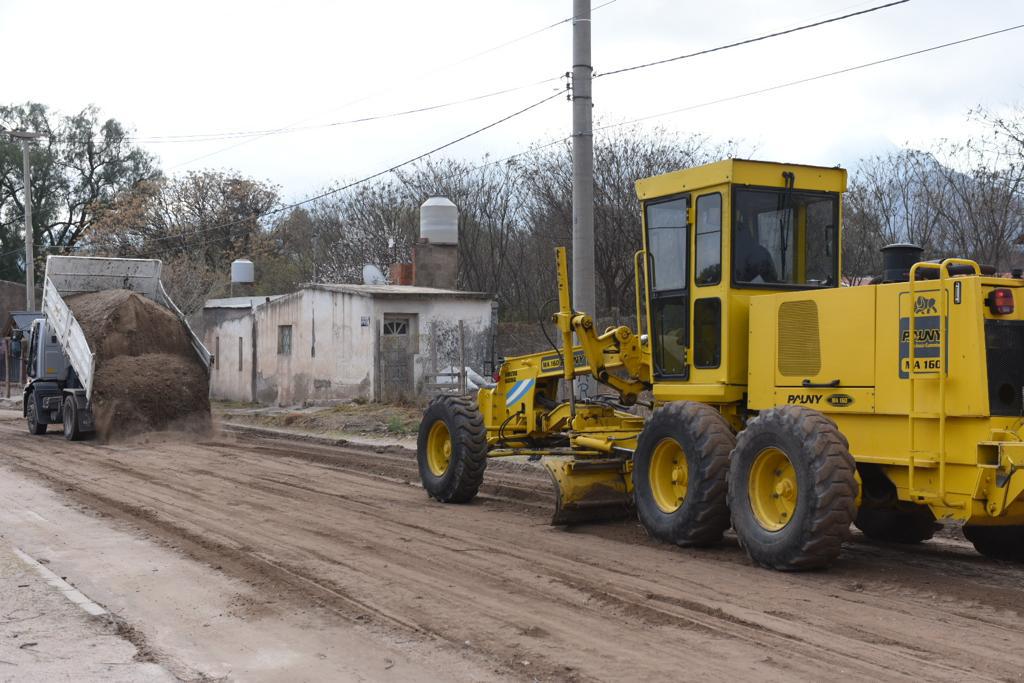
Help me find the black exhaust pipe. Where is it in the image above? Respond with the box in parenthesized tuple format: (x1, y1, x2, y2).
(880, 243, 924, 283)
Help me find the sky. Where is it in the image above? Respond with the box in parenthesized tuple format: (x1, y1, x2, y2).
(2, 0, 1022, 202)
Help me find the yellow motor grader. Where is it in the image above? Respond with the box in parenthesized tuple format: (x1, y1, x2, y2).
(417, 158, 1024, 570)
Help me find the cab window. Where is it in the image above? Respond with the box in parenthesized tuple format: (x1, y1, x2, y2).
(646, 198, 688, 291)
(733, 188, 838, 288)
(693, 298, 721, 368)
(695, 193, 722, 286)
(644, 196, 689, 377)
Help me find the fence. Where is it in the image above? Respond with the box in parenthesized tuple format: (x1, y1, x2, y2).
(2, 338, 26, 399)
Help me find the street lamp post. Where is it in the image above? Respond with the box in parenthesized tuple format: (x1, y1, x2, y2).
(6, 130, 43, 310)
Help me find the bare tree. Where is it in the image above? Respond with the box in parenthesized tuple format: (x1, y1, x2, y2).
(89, 171, 280, 312)
(514, 126, 735, 317)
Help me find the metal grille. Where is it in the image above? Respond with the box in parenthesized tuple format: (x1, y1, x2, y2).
(985, 320, 1024, 416)
(777, 300, 821, 376)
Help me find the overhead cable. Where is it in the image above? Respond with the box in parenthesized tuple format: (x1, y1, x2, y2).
(597, 0, 910, 78)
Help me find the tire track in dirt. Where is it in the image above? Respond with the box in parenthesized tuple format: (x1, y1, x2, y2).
(2, 419, 1023, 682)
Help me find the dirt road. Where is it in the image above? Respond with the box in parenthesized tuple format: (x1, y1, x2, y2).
(2, 412, 1023, 682)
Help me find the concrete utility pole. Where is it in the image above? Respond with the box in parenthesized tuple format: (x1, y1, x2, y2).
(571, 0, 595, 321)
(8, 130, 42, 311)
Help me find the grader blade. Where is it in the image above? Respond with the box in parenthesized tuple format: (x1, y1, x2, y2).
(544, 458, 633, 525)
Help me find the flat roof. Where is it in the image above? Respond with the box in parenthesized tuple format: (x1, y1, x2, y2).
(306, 283, 492, 300)
(204, 295, 285, 309)
(635, 158, 848, 200)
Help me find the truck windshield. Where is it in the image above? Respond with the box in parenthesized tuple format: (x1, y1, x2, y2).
(733, 188, 838, 288)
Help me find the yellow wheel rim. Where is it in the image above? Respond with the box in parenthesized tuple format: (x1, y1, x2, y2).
(649, 438, 689, 513)
(748, 447, 798, 531)
(426, 421, 453, 476)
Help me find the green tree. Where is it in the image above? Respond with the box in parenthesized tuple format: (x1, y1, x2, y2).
(0, 103, 159, 281)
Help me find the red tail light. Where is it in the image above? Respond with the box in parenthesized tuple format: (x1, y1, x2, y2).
(987, 288, 1015, 315)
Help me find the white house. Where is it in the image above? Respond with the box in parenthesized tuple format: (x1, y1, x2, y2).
(202, 284, 494, 405)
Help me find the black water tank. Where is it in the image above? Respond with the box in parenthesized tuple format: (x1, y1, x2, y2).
(880, 243, 924, 283)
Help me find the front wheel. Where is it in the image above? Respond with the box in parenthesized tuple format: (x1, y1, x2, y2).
(728, 406, 857, 571)
(417, 395, 487, 503)
(62, 396, 81, 441)
(963, 525, 1024, 562)
(632, 401, 734, 547)
(27, 399, 47, 435)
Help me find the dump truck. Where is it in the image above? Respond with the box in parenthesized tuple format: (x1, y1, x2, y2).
(417, 158, 1024, 570)
(22, 256, 212, 440)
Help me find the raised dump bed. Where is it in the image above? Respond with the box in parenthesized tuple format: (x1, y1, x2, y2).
(23, 256, 212, 440)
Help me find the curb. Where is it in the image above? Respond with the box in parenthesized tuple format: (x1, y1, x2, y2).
(220, 422, 415, 453)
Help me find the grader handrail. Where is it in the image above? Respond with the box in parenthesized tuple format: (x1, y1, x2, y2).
(633, 250, 646, 339)
(906, 258, 980, 507)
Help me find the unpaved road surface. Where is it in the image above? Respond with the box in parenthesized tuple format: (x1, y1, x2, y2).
(2, 412, 1023, 682)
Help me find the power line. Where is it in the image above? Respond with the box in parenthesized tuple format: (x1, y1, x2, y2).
(42, 0, 618, 149)
(60, 0, 890, 150)
(593, 23, 1024, 133)
(0, 92, 564, 262)
(7, 21, 1020, 263)
(126, 77, 562, 145)
(597, 0, 910, 78)
(437, 0, 618, 73)
(165, 1, 617, 170)
(2, 134, 576, 264)
(126, 90, 564, 252)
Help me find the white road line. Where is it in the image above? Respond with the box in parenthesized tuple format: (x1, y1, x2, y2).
(12, 546, 107, 617)
(24, 510, 48, 523)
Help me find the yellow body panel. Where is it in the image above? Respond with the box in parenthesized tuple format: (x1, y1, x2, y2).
(635, 159, 848, 200)
(749, 273, 1024, 520)
(478, 157, 1024, 531)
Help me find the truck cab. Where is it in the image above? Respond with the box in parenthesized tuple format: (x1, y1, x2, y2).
(24, 317, 94, 439)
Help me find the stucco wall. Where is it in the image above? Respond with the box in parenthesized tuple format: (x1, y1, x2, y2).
(204, 308, 256, 402)
(205, 287, 494, 406)
(373, 296, 493, 385)
(253, 289, 378, 405)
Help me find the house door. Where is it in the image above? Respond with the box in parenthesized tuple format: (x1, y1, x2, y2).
(379, 315, 416, 402)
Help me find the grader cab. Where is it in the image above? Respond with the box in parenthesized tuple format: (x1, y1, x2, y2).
(417, 158, 1024, 570)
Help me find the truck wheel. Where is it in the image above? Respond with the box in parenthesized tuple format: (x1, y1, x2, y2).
(417, 395, 487, 503)
(62, 396, 81, 441)
(27, 400, 47, 435)
(963, 525, 1024, 562)
(855, 502, 939, 544)
(729, 406, 857, 571)
(633, 401, 734, 547)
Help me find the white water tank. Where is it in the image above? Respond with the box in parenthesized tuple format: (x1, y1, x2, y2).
(231, 259, 255, 284)
(420, 197, 458, 245)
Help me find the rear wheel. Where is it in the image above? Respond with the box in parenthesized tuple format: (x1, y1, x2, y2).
(633, 401, 734, 547)
(26, 399, 46, 435)
(62, 396, 81, 441)
(855, 502, 938, 544)
(417, 395, 487, 503)
(963, 525, 1024, 562)
(729, 406, 857, 570)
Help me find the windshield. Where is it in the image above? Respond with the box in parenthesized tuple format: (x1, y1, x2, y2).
(733, 188, 838, 287)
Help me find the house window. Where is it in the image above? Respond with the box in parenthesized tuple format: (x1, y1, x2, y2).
(278, 325, 293, 355)
(238, 337, 244, 371)
(215, 337, 220, 368)
(383, 320, 409, 336)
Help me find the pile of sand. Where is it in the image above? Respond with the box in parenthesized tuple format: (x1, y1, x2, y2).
(65, 289, 211, 439)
